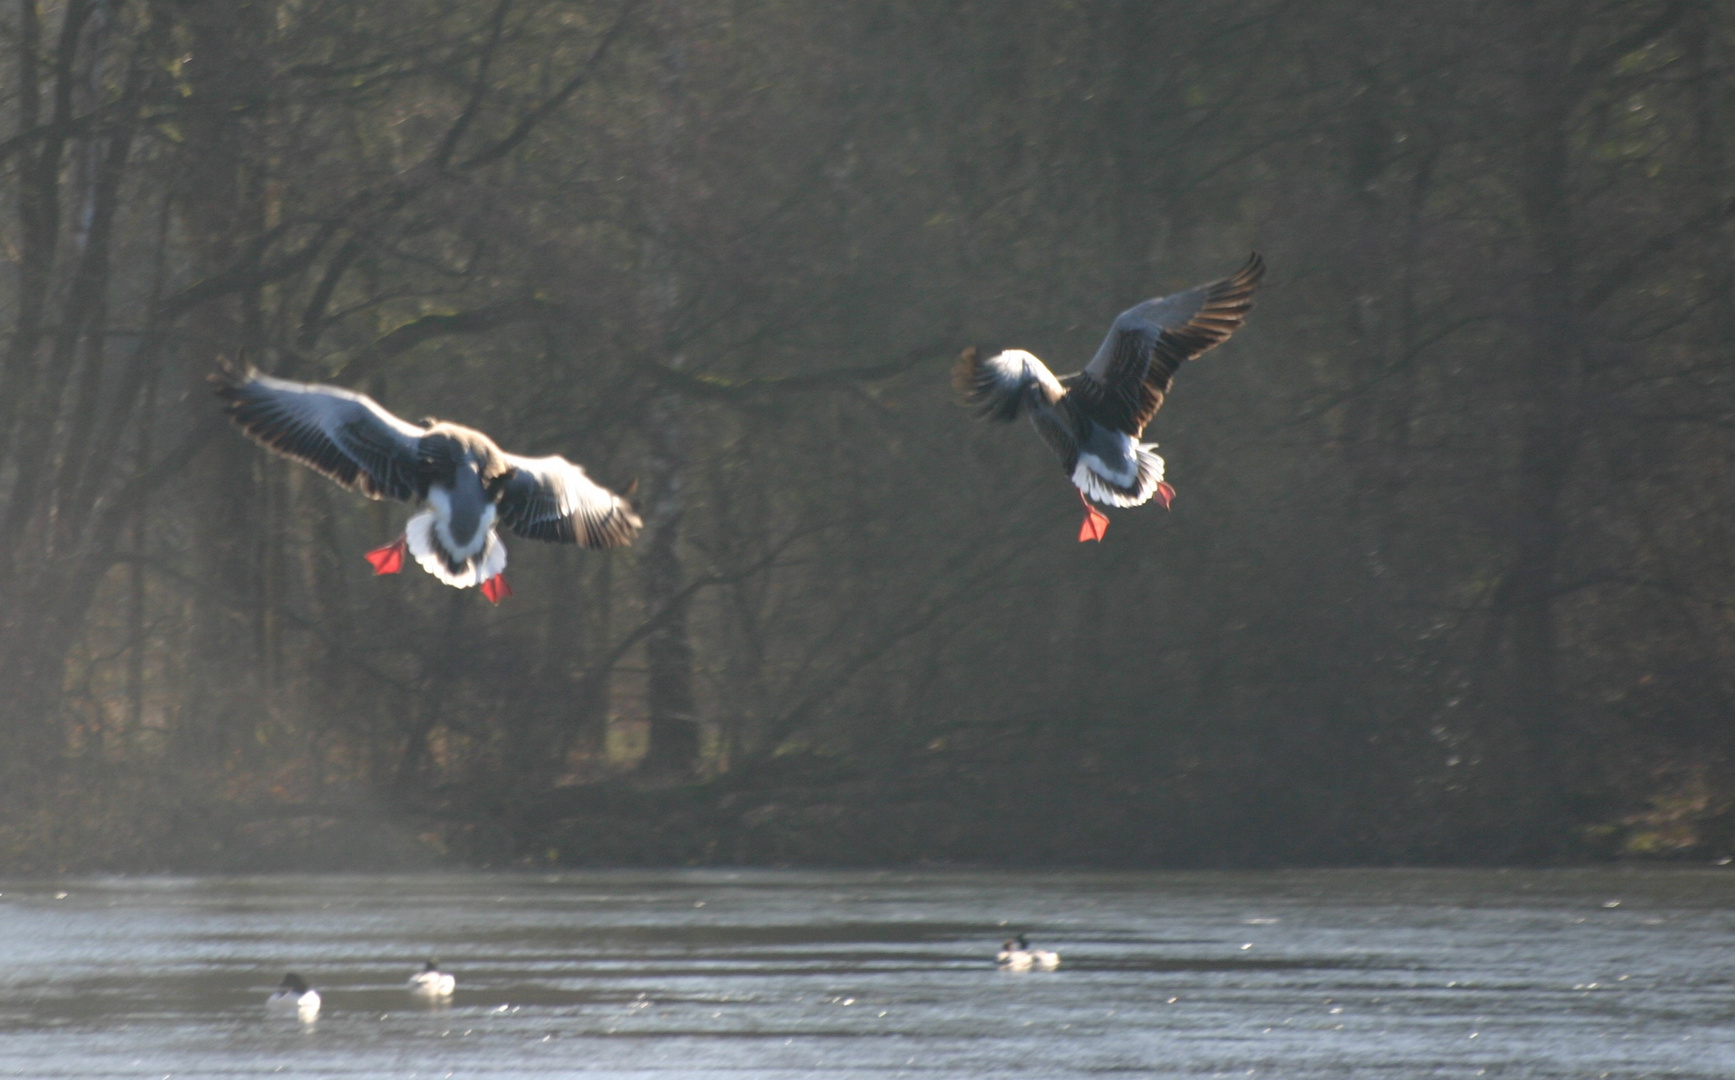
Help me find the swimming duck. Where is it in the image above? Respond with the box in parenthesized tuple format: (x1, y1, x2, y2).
(266, 972, 321, 1021)
(408, 959, 456, 1000)
(997, 934, 1061, 970)
(1022, 934, 1060, 969)
(954, 254, 1264, 541)
(997, 937, 1035, 970)
(213, 360, 641, 602)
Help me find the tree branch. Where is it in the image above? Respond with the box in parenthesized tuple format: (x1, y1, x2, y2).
(641, 335, 958, 401)
(457, 0, 643, 170)
(334, 295, 560, 381)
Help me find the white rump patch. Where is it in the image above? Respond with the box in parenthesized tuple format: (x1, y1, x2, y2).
(1072, 441, 1166, 508)
(406, 509, 508, 588)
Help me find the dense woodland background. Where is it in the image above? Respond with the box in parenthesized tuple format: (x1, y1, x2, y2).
(0, 0, 1729, 870)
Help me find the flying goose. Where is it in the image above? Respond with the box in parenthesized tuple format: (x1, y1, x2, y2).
(214, 361, 641, 601)
(954, 254, 1264, 540)
(266, 972, 321, 1021)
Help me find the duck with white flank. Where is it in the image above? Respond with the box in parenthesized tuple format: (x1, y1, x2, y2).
(213, 360, 641, 602)
(954, 254, 1264, 541)
(266, 972, 321, 1021)
(997, 934, 1060, 970)
(408, 959, 456, 1000)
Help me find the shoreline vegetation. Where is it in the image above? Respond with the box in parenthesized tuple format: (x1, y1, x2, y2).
(7, 744, 1731, 874)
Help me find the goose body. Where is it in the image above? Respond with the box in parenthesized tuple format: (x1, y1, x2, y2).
(408, 960, 456, 1000)
(955, 254, 1264, 539)
(266, 973, 321, 1021)
(214, 363, 641, 599)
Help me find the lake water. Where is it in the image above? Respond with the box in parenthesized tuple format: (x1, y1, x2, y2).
(0, 868, 1731, 1077)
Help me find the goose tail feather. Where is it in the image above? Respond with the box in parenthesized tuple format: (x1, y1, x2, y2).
(1071, 442, 1167, 509)
(405, 510, 507, 588)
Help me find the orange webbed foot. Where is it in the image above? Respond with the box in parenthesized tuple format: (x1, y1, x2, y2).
(1077, 490, 1109, 542)
(364, 536, 408, 575)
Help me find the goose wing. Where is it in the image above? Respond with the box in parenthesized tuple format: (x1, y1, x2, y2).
(953, 346, 1066, 423)
(213, 363, 425, 501)
(494, 454, 642, 549)
(1068, 253, 1265, 435)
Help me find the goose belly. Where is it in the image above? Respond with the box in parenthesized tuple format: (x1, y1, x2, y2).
(426, 485, 496, 560)
(1077, 425, 1139, 486)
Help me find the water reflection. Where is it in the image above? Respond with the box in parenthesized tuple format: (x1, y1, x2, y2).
(0, 869, 1730, 1076)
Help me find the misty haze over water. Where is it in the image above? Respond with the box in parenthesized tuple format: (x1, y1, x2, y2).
(0, 0, 1725, 871)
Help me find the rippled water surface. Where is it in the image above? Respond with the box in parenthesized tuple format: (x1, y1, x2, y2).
(0, 868, 1733, 1077)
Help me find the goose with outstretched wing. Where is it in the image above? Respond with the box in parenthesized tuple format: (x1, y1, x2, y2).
(213, 361, 641, 601)
(954, 253, 1264, 540)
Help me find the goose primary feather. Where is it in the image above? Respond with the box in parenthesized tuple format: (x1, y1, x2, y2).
(213, 361, 641, 599)
(955, 253, 1264, 540)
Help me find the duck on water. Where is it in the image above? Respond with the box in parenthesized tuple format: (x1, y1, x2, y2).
(408, 959, 456, 1000)
(266, 972, 320, 1021)
(997, 934, 1060, 970)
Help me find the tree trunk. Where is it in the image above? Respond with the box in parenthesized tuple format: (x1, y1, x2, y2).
(1491, 8, 1588, 828)
(173, 0, 271, 766)
(639, 389, 700, 775)
(637, 0, 700, 778)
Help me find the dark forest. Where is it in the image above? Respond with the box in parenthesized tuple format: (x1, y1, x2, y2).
(0, 0, 1728, 870)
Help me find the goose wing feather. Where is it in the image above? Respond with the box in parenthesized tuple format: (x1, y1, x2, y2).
(953, 346, 1066, 422)
(495, 454, 642, 549)
(213, 365, 425, 501)
(1071, 252, 1265, 434)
